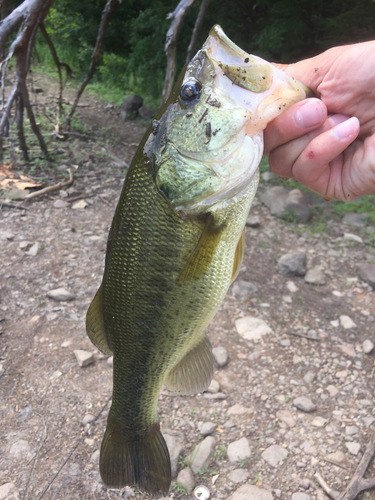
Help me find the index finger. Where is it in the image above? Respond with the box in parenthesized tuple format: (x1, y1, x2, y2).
(264, 98, 327, 155)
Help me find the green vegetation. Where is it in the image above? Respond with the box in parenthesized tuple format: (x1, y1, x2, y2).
(24, 0, 375, 105)
(332, 195, 375, 224)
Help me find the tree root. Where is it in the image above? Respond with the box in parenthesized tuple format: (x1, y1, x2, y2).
(315, 433, 375, 500)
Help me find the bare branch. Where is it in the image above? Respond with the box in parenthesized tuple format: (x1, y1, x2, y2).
(161, 0, 198, 105)
(67, 0, 119, 124)
(185, 0, 210, 63)
(25, 168, 73, 199)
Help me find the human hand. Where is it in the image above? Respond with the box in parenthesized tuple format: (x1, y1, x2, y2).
(264, 42, 375, 200)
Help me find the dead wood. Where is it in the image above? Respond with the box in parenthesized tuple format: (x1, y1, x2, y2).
(67, 0, 120, 124)
(315, 433, 375, 500)
(25, 168, 73, 199)
(161, 0, 198, 105)
(185, 0, 210, 63)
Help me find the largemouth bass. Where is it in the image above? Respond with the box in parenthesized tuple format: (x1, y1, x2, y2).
(86, 25, 309, 495)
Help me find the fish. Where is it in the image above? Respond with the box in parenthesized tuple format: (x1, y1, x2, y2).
(86, 25, 309, 496)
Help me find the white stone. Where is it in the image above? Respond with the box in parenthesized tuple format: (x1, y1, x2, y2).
(326, 450, 346, 464)
(176, 467, 195, 492)
(346, 442, 361, 455)
(276, 409, 296, 428)
(26, 242, 39, 256)
(73, 350, 95, 367)
(82, 414, 95, 425)
(200, 422, 216, 436)
(330, 320, 339, 327)
(0, 483, 19, 500)
(229, 469, 250, 483)
(286, 281, 298, 293)
(228, 485, 273, 500)
(163, 430, 184, 479)
(227, 404, 252, 415)
(205, 379, 220, 394)
(186, 436, 215, 474)
(107, 356, 113, 366)
(293, 396, 316, 413)
(346, 426, 359, 436)
(363, 339, 374, 354)
(261, 444, 288, 467)
(292, 494, 311, 500)
(0, 231, 15, 240)
(304, 266, 326, 285)
(47, 287, 75, 301)
(227, 437, 251, 463)
(312, 416, 328, 428)
(339, 315, 356, 329)
(235, 316, 272, 341)
(9, 440, 31, 461)
(72, 199, 88, 209)
(212, 346, 229, 367)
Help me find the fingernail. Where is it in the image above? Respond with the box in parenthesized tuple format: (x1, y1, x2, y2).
(333, 117, 360, 139)
(295, 100, 325, 128)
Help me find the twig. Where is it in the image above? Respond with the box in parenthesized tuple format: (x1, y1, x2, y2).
(315, 471, 340, 499)
(52, 130, 97, 141)
(24, 412, 47, 500)
(65, 192, 96, 203)
(99, 195, 110, 205)
(36, 396, 112, 500)
(25, 169, 73, 199)
(288, 331, 321, 340)
(0, 200, 29, 210)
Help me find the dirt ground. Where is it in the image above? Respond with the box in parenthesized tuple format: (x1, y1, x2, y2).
(0, 73, 375, 500)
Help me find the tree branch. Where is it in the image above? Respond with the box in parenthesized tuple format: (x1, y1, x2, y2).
(185, 0, 210, 64)
(67, 0, 120, 124)
(161, 0, 198, 105)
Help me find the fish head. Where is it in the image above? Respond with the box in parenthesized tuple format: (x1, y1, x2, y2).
(148, 25, 310, 216)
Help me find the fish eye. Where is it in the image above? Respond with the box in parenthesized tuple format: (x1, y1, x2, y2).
(180, 80, 202, 102)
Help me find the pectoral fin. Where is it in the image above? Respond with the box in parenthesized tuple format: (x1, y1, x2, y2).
(165, 334, 214, 395)
(231, 229, 245, 282)
(86, 286, 112, 355)
(177, 214, 223, 284)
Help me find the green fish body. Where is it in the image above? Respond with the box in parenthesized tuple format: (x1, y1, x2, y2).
(86, 25, 309, 495)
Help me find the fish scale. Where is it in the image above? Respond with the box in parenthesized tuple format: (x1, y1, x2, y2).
(86, 24, 309, 495)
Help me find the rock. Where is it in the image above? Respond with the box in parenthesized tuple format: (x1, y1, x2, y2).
(277, 252, 307, 276)
(304, 266, 326, 285)
(0, 483, 19, 500)
(345, 426, 358, 435)
(303, 371, 316, 384)
(73, 350, 95, 367)
(121, 94, 143, 120)
(9, 440, 31, 460)
(26, 242, 39, 256)
(276, 410, 296, 428)
(82, 414, 95, 425)
(229, 468, 250, 483)
(200, 422, 216, 436)
(338, 344, 356, 357)
(339, 315, 356, 329)
(342, 212, 369, 227)
(246, 215, 260, 227)
(227, 404, 252, 415)
(163, 430, 184, 479)
(286, 280, 299, 293)
(203, 392, 226, 400)
(346, 442, 361, 455)
(186, 436, 215, 474)
(302, 441, 317, 456)
(363, 417, 375, 427)
(138, 106, 154, 120)
(291, 494, 311, 500)
(176, 467, 195, 492)
(311, 416, 328, 427)
(72, 200, 88, 209)
(0, 231, 15, 240)
(299, 479, 311, 490)
(19, 241, 32, 250)
(212, 346, 229, 367)
(235, 316, 272, 341)
(363, 339, 374, 354)
(53, 199, 69, 208)
(293, 396, 316, 413)
(228, 484, 273, 500)
(227, 437, 251, 463)
(232, 280, 258, 296)
(326, 450, 346, 464)
(280, 338, 291, 347)
(47, 288, 75, 301)
(61, 340, 72, 348)
(260, 186, 311, 222)
(205, 379, 220, 394)
(357, 263, 375, 287)
(91, 449, 100, 464)
(343, 232, 363, 243)
(326, 385, 339, 397)
(107, 355, 114, 366)
(262, 171, 278, 181)
(261, 444, 288, 467)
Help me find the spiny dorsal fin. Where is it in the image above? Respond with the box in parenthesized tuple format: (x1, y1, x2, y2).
(165, 335, 214, 395)
(177, 214, 223, 284)
(231, 229, 245, 282)
(86, 286, 112, 355)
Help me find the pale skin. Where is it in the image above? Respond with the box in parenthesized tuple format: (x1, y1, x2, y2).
(264, 41, 375, 201)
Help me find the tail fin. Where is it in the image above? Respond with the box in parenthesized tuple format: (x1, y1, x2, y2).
(100, 415, 171, 495)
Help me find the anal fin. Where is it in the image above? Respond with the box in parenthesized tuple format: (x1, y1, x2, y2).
(177, 214, 223, 284)
(231, 229, 245, 282)
(165, 335, 214, 395)
(86, 286, 112, 355)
